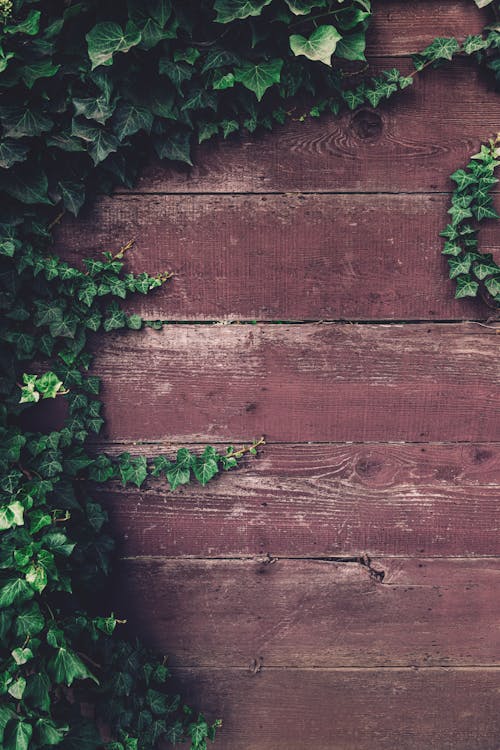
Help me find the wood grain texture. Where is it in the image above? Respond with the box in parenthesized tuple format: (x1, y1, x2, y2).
(55, 193, 500, 321)
(168, 666, 500, 750)
(114, 558, 500, 668)
(98, 60, 498, 196)
(367, 0, 484, 56)
(91, 323, 500, 443)
(93, 443, 500, 558)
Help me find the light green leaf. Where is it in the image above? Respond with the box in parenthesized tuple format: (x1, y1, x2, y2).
(213, 72, 235, 90)
(290, 25, 342, 66)
(26, 564, 48, 594)
(36, 372, 64, 399)
(0, 578, 34, 608)
(234, 59, 283, 100)
(485, 275, 500, 297)
(86, 21, 142, 69)
(4, 9, 40, 35)
(455, 275, 479, 298)
(7, 676, 27, 700)
(214, 0, 272, 23)
(193, 455, 219, 486)
(12, 647, 34, 665)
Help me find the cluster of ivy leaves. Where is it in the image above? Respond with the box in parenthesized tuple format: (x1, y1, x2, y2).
(1, 0, 500, 749)
(441, 138, 500, 303)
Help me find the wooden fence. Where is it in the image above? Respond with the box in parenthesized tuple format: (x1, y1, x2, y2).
(54, 2, 500, 747)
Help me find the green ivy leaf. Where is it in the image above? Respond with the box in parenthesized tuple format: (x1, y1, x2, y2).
(214, 0, 272, 23)
(35, 718, 68, 746)
(0, 578, 33, 609)
(336, 31, 366, 61)
(0, 165, 52, 205)
(4, 720, 32, 750)
(234, 59, 283, 100)
(455, 275, 479, 298)
(284, 0, 326, 14)
(290, 25, 342, 66)
(0, 140, 29, 169)
(113, 103, 154, 140)
(154, 130, 193, 165)
(73, 96, 116, 124)
(15, 603, 45, 636)
(22, 60, 60, 89)
(86, 22, 142, 69)
(0, 106, 52, 139)
(58, 181, 86, 216)
(4, 9, 41, 35)
(49, 647, 98, 686)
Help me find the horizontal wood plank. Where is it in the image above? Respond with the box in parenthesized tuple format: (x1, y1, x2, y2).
(168, 666, 500, 750)
(91, 323, 500, 443)
(55, 193, 499, 321)
(367, 1, 485, 57)
(113, 558, 500, 668)
(94, 443, 500, 558)
(95, 60, 497, 196)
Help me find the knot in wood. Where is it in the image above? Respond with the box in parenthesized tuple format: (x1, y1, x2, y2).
(350, 109, 384, 140)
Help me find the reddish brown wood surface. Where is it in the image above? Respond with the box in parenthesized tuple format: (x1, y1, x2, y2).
(94, 443, 500, 558)
(92, 323, 499, 443)
(103, 60, 498, 197)
(367, 1, 484, 56)
(115, 558, 500, 668)
(56, 193, 500, 321)
(169, 667, 500, 750)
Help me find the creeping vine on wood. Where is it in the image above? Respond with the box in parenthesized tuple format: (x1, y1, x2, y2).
(0, 1, 499, 749)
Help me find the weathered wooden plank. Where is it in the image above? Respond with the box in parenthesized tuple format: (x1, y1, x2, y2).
(93, 443, 500, 558)
(100, 60, 497, 196)
(91, 323, 500, 443)
(55, 193, 500, 321)
(168, 666, 500, 750)
(113, 558, 500, 668)
(367, 0, 485, 56)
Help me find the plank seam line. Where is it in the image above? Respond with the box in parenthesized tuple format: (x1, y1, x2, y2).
(131, 319, 497, 326)
(112, 190, 463, 197)
(163, 665, 500, 672)
(119, 555, 500, 562)
(93, 440, 500, 447)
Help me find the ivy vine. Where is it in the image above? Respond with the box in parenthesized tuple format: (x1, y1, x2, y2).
(0, 1, 499, 750)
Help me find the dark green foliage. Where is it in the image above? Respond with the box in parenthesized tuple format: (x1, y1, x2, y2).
(441, 138, 500, 303)
(1, 1, 499, 749)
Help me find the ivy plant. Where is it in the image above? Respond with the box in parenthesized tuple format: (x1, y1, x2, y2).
(0, 1, 499, 750)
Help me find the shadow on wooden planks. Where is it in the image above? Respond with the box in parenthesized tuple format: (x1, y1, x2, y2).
(50, 1, 500, 747)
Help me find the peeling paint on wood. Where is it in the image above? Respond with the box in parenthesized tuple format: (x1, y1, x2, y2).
(91, 324, 499, 443)
(93, 442, 500, 558)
